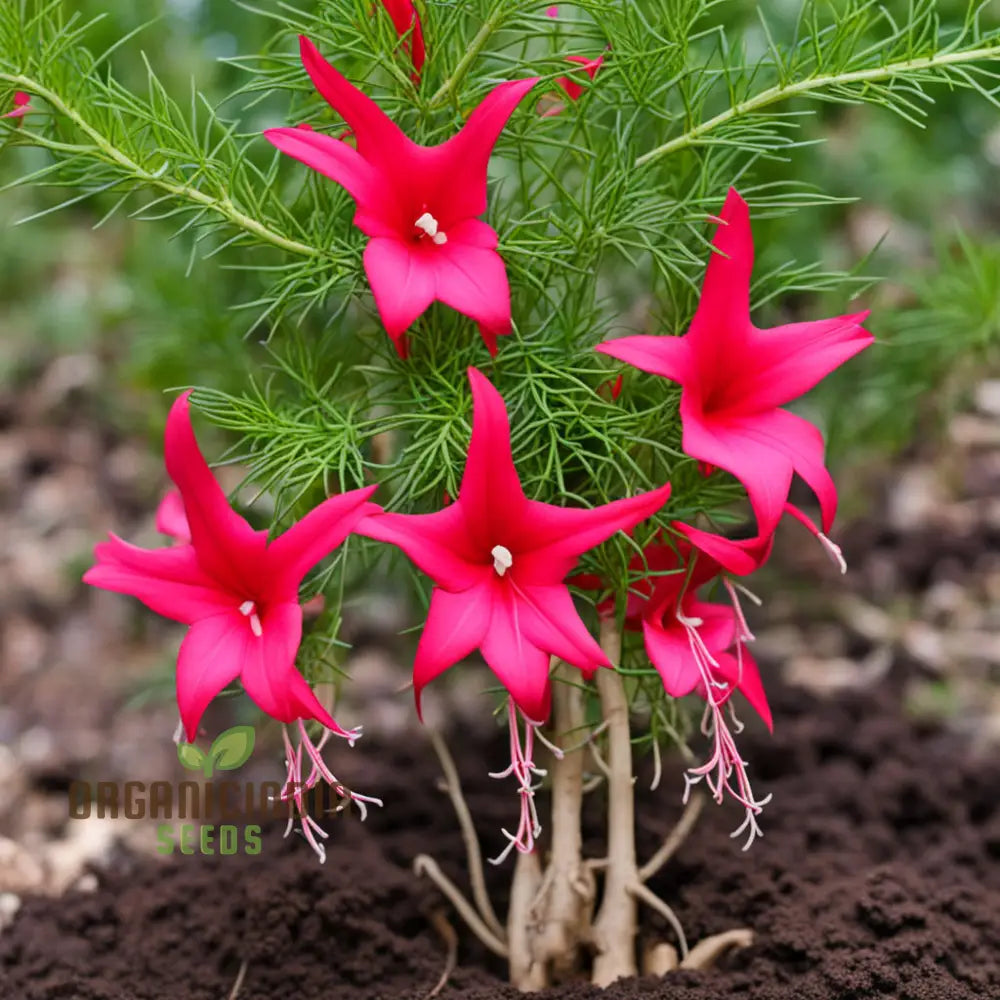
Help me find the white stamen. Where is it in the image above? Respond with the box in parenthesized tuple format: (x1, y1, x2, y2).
(491, 544, 513, 576)
(414, 211, 437, 235)
(415, 211, 447, 244)
(818, 533, 848, 574)
(239, 599, 263, 637)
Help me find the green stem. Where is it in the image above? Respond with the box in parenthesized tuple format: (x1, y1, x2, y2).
(0, 72, 320, 259)
(428, 7, 505, 107)
(635, 45, 1000, 167)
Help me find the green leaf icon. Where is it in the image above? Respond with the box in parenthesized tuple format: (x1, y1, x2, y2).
(209, 725, 255, 773)
(177, 742, 207, 772)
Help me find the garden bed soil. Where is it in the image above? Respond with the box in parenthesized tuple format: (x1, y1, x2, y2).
(1, 678, 998, 1000)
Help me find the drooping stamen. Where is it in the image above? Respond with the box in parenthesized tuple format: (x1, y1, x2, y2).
(783, 502, 848, 574)
(487, 699, 548, 865)
(818, 533, 847, 575)
(491, 544, 513, 577)
(279, 720, 382, 864)
(722, 576, 756, 645)
(238, 599, 263, 637)
(414, 211, 448, 245)
(675, 604, 771, 850)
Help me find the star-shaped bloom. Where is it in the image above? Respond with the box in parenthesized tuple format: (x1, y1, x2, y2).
(555, 54, 605, 101)
(640, 542, 771, 730)
(597, 188, 873, 536)
(359, 367, 672, 723)
(376, 0, 425, 82)
(637, 536, 773, 847)
(265, 37, 538, 358)
(84, 392, 379, 741)
(2, 91, 30, 123)
(539, 53, 605, 117)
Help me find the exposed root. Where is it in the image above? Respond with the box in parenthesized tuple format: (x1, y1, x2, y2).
(226, 959, 248, 1000)
(413, 855, 508, 958)
(427, 729, 505, 938)
(680, 928, 754, 970)
(642, 942, 679, 975)
(628, 881, 688, 959)
(423, 909, 458, 1000)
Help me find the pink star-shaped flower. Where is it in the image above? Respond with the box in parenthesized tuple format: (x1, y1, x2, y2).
(555, 54, 605, 102)
(376, 0, 425, 81)
(640, 540, 771, 730)
(2, 91, 30, 123)
(359, 367, 672, 723)
(597, 188, 873, 536)
(265, 37, 538, 358)
(84, 392, 379, 740)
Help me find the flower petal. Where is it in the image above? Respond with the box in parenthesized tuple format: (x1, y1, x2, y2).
(511, 582, 609, 675)
(480, 583, 553, 724)
(176, 612, 247, 739)
(596, 334, 693, 383)
(448, 218, 500, 249)
(514, 482, 672, 582)
(556, 55, 604, 101)
(363, 237, 437, 350)
(427, 78, 539, 223)
(430, 242, 513, 354)
(459, 368, 528, 545)
(263, 127, 391, 233)
(678, 395, 795, 536)
(413, 586, 493, 717)
(84, 535, 231, 624)
(377, 0, 425, 78)
(267, 486, 379, 594)
(738, 312, 874, 410)
(357, 505, 487, 592)
(714, 649, 772, 731)
(642, 618, 701, 698)
(164, 392, 269, 593)
(237, 602, 350, 733)
(731, 407, 838, 534)
(673, 521, 774, 577)
(298, 35, 411, 162)
(687, 187, 754, 351)
(155, 490, 191, 544)
(688, 599, 738, 652)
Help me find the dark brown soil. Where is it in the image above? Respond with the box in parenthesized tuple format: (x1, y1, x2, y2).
(1, 679, 998, 1000)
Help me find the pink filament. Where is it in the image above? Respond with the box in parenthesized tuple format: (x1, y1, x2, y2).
(280, 720, 382, 863)
(676, 608, 771, 850)
(487, 699, 546, 865)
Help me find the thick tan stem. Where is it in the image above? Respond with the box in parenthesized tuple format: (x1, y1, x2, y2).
(506, 850, 547, 991)
(589, 620, 639, 986)
(530, 664, 595, 981)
